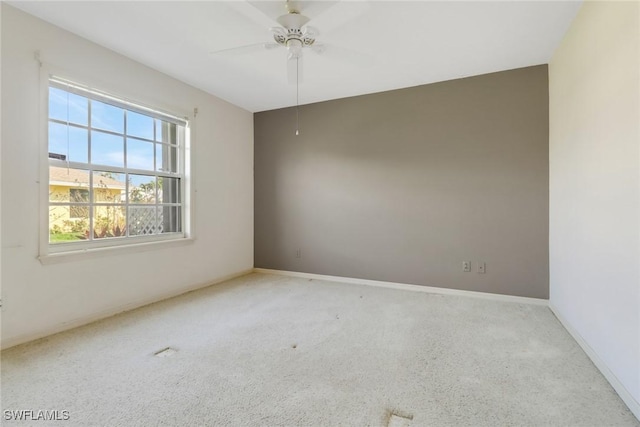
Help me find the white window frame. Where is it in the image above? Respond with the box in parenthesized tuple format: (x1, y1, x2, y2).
(39, 69, 194, 263)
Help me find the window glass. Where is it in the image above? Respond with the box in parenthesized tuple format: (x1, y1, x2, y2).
(129, 174, 157, 204)
(127, 111, 154, 141)
(49, 123, 88, 163)
(127, 138, 155, 171)
(49, 87, 88, 126)
(91, 131, 124, 168)
(91, 100, 124, 133)
(46, 78, 188, 250)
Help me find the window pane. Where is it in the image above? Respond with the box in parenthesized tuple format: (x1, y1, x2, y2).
(93, 205, 126, 239)
(68, 127, 88, 163)
(70, 205, 89, 219)
(69, 188, 90, 219)
(158, 177, 180, 204)
(49, 166, 90, 202)
(49, 122, 68, 160)
(159, 206, 181, 234)
(70, 188, 89, 203)
(49, 87, 88, 126)
(128, 174, 156, 204)
(129, 206, 158, 236)
(92, 130, 124, 167)
(49, 87, 68, 123)
(127, 111, 154, 140)
(92, 171, 125, 203)
(156, 143, 178, 173)
(127, 138, 154, 171)
(49, 205, 89, 244)
(91, 100, 124, 133)
(155, 120, 176, 144)
(48, 122, 88, 163)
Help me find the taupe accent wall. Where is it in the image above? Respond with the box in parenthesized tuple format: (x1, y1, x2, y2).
(254, 65, 549, 298)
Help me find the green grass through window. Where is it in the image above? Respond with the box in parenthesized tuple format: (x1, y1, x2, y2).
(49, 232, 84, 243)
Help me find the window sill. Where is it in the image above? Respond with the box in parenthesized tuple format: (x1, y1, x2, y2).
(38, 237, 195, 265)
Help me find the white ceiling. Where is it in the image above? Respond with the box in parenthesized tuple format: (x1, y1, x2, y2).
(11, 1, 582, 112)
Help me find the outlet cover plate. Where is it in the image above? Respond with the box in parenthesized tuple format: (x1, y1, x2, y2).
(463, 261, 471, 272)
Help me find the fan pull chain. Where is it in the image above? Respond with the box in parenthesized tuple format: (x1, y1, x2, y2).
(295, 56, 300, 136)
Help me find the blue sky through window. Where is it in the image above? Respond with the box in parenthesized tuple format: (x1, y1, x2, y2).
(49, 122, 88, 163)
(128, 138, 154, 170)
(49, 84, 177, 173)
(49, 87, 88, 126)
(129, 174, 155, 187)
(91, 100, 124, 133)
(91, 131, 123, 167)
(127, 111, 154, 140)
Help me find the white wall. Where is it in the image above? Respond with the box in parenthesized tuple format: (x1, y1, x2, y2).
(0, 5, 254, 348)
(549, 0, 639, 417)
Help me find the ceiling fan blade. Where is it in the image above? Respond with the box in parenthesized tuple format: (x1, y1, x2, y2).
(248, 1, 338, 21)
(225, 1, 278, 30)
(304, 25, 320, 38)
(310, 43, 326, 55)
(270, 26, 287, 37)
(312, 0, 370, 35)
(247, 1, 292, 20)
(287, 56, 304, 85)
(210, 42, 279, 56)
(311, 43, 375, 68)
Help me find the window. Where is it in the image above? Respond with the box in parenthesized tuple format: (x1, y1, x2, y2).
(46, 77, 188, 250)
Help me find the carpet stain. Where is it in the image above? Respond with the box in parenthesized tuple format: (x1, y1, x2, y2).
(385, 410, 413, 427)
(153, 347, 177, 357)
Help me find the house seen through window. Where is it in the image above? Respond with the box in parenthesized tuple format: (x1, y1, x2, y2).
(48, 78, 187, 247)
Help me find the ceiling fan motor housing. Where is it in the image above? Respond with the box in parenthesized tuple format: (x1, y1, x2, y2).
(272, 13, 316, 58)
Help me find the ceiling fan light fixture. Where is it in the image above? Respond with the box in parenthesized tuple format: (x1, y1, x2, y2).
(286, 39, 303, 59)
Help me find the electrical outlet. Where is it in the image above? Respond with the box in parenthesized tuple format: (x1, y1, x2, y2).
(477, 262, 486, 274)
(462, 261, 471, 272)
(296, 248, 301, 259)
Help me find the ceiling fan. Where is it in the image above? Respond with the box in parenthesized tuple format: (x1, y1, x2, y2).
(265, 2, 324, 84)
(212, 0, 371, 84)
(213, 0, 370, 135)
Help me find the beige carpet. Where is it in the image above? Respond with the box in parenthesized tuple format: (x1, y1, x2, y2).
(2, 273, 638, 426)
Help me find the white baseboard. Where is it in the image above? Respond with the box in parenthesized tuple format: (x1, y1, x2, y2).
(549, 303, 640, 421)
(0, 269, 253, 350)
(253, 268, 548, 306)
